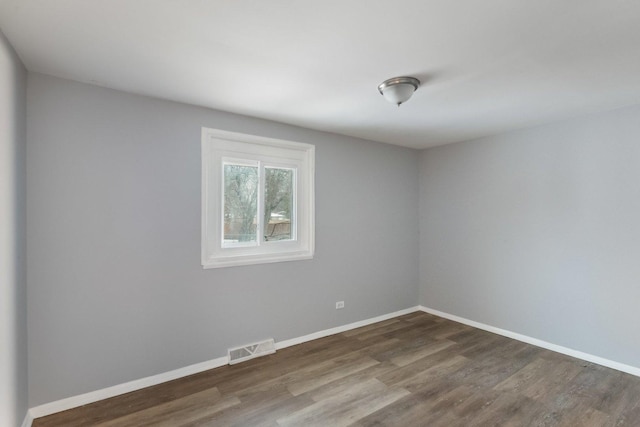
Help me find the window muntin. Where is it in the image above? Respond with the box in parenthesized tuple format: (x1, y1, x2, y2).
(202, 128, 314, 268)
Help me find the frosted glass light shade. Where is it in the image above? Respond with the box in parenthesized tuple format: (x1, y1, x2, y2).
(378, 76, 420, 106)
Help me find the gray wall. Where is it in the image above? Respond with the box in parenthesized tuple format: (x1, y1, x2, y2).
(420, 104, 640, 368)
(0, 30, 28, 426)
(26, 73, 419, 406)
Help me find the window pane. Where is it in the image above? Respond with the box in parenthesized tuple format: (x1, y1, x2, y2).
(264, 168, 294, 241)
(223, 164, 258, 244)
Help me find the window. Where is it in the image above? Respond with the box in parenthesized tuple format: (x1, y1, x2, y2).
(202, 128, 314, 268)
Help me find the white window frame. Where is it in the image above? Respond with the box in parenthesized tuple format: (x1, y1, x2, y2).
(202, 128, 314, 268)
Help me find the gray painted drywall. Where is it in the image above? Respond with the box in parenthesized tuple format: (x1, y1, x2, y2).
(420, 104, 640, 368)
(26, 73, 419, 406)
(0, 30, 28, 426)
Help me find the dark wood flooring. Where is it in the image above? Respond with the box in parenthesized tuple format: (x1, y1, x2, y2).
(33, 312, 640, 426)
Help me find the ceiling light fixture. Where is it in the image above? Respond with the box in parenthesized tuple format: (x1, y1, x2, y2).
(378, 76, 420, 106)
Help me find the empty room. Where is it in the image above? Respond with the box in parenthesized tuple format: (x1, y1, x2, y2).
(3, 1, 640, 426)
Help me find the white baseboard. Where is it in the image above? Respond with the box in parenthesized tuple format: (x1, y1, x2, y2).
(21, 411, 33, 427)
(29, 306, 420, 420)
(275, 306, 420, 350)
(419, 305, 640, 378)
(29, 355, 228, 419)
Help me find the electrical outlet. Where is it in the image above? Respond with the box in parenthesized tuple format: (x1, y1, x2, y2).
(336, 301, 345, 309)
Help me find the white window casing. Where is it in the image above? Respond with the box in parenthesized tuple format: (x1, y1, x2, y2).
(202, 128, 315, 268)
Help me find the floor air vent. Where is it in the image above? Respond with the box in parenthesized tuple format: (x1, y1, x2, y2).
(228, 338, 276, 365)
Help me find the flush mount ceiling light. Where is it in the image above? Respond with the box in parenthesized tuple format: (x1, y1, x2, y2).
(378, 76, 421, 106)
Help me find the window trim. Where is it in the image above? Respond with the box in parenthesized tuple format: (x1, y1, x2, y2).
(202, 128, 314, 269)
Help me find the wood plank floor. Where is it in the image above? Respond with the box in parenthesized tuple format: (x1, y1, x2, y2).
(33, 312, 640, 426)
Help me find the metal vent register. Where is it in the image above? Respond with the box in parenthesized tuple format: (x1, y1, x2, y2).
(228, 338, 276, 365)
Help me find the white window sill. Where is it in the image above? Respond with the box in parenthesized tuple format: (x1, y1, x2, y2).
(202, 250, 313, 269)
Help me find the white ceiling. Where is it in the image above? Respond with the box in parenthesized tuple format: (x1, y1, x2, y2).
(2, 0, 640, 149)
